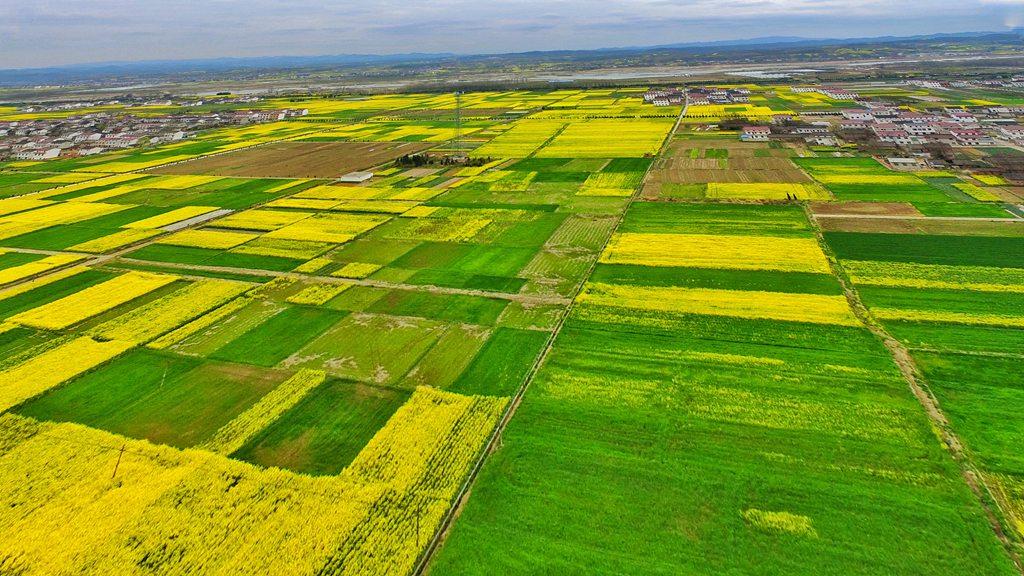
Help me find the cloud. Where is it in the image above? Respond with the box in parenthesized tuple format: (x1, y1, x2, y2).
(0, 0, 1019, 69)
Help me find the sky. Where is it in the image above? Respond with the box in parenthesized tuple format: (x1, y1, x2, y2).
(2, 0, 1023, 69)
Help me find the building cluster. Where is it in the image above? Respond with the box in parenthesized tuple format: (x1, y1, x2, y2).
(836, 104, 1019, 147)
(791, 85, 858, 100)
(908, 78, 1024, 90)
(0, 105, 307, 162)
(643, 87, 751, 107)
(741, 120, 837, 146)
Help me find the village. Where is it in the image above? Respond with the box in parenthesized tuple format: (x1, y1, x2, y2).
(0, 96, 308, 161)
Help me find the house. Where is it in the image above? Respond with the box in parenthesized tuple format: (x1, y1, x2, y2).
(998, 125, 1024, 141)
(821, 87, 857, 100)
(947, 110, 978, 124)
(887, 157, 927, 170)
(12, 147, 61, 160)
(841, 110, 874, 122)
(904, 124, 936, 136)
(740, 126, 771, 142)
(951, 129, 995, 146)
(805, 136, 838, 146)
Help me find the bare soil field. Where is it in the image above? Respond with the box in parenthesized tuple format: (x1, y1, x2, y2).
(647, 159, 810, 184)
(648, 139, 809, 185)
(817, 216, 1024, 236)
(811, 202, 923, 217)
(992, 186, 1024, 202)
(152, 141, 433, 179)
(666, 140, 792, 156)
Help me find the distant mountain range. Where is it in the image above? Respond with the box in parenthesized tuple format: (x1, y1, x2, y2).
(1, 30, 1021, 88)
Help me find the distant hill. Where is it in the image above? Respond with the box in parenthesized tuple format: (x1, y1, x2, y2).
(0, 30, 1020, 88)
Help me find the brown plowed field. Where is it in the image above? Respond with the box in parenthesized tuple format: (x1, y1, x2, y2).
(811, 202, 923, 217)
(151, 141, 433, 179)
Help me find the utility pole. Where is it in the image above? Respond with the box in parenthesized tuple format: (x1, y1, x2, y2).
(111, 443, 126, 479)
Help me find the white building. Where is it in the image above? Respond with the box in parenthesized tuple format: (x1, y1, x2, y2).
(338, 171, 374, 184)
(740, 126, 771, 142)
(12, 147, 61, 160)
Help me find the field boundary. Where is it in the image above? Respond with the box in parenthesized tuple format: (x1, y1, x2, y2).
(804, 205, 1024, 574)
(412, 101, 688, 575)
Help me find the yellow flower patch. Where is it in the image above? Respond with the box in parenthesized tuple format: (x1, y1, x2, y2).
(264, 213, 389, 244)
(287, 282, 352, 305)
(214, 209, 314, 231)
(11, 271, 177, 330)
(332, 262, 382, 279)
(89, 279, 250, 344)
(148, 297, 252, 350)
(0, 337, 134, 411)
(401, 205, 440, 218)
(706, 182, 831, 201)
(231, 238, 333, 260)
(122, 206, 220, 229)
(0, 254, 84, 286)
(293, 256, 335, 274)
(68, 229, 163, 253)
(578, 283, 860, 326)
(601, 232, 832, 274)
(156, 229, 259, 250)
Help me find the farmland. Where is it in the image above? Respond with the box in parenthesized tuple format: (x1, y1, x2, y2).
(0, 85, 1022, 575)
(153, 141, 434, 179)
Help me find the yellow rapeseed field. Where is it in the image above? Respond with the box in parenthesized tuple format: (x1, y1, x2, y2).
(706, 182, 831, 201)
(122, 206, 220, 229)
(0, 198, 53, 217)
(265, 213, 390, 244)
(297, 185, 384, 201)
(287, 282, 352, 305)
(293, 256, 334, 274)
(11, 271, 177, 330)
(332, 262, 382, 279)
(31, 173, 146, 198)
(844, 260, 1024, 293)
(89, 279, 250, 344)
(0, 254, 84, 286)
(148, 296, 252, 350)
(156, 229, 260, 250)
(0, 385, 506, 574)
(815, 174, 921, 185)
(232, 238, 333, 260)
(601, 232, 832, 274)
(872, 308, 1024, 328)
(578, 283, 860, 326)
(3, 201, 129, 225)
(0, 266, 89, 302)
(68, 228, 163, 253)
(214, 209, 314, 231)
(0, 337, 134, 411)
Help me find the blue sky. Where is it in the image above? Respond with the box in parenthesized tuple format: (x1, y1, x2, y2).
(2, 0, 1023, 68)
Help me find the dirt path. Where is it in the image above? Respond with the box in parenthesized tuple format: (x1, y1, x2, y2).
(805, 205, 1024, 574)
